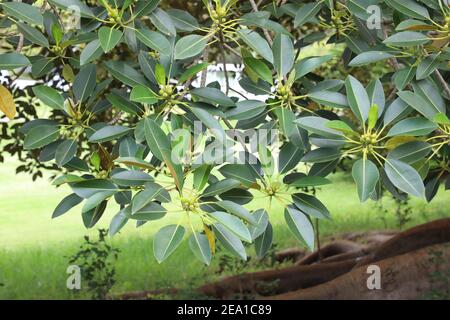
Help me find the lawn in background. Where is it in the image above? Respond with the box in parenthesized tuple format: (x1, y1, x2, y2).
(0, 160, 449, 299)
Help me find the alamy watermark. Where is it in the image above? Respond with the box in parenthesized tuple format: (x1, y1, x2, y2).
(66, 265, 81, 290)
(366, 5, 382, 30)
(169, 120, 279, 166)
(366, 265, 381, 290)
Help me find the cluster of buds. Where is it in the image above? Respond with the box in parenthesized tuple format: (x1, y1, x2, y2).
(107, 8, 121, 24)
(159, 84, 174, 100)
(50, 45, 65, 56)
(360, 132, 378, 145)
(211, 6, 227, 26)
(276, 84, 293, 103)
(181, 197, 199, 212)
(96, 170, 109, 179)
(265, 181, 281, 196)
(330, 2, 353, 32)
(60, 125, 84, 139)
(68, 109, 83, 122)
(148, 51, 160, 59)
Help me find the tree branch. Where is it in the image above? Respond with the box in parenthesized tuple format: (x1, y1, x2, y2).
(200, 49, 209, 87)
(218, 31, 230, 95)
(15, 33, 24, 53)
(108, 112, 123, 125)
(249, 0, 273, 45)
(381, 23, 400, 71)
(434, 70, 450, 99)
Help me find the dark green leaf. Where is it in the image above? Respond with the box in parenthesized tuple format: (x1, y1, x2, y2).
(52, 193, 83, 218)
(98, 26, 123, 53)
(136, 28, 171, 56)
(292, 193, 330, 220)
(237, 29, 273, 63)
(190, 87, 235, 107)
(0, 52, 30, 70)
(55, 139, 77, 167)
(295, 55, 333, 79)
(189, 232, 212, 265)
(345, 75, 370, 123)
(73, 64, 96, 103)
(294, 2, 323, 27)
(272, 33, 294, 77)
(24, 125, 60, 150)
(384, 158, 425, 198)
(89, 126, 132, 143)
(32, 85, 64, 110)
(284, 206, 314, 250)
(386, 117, 437, 137)
(1, 2, 43, 25)
(212, 223, 247, 260)
(174, 35, 208, 60)
(352, 158, 379, 202)
(383, 31, 429, 47)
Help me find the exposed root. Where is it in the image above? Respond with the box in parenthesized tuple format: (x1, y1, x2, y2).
(296, 240, 365, 265)
(199, 260, 356, 299)
(356, 218, 450, 267)
(264, 243, 450, 300)
(118, 288, 179, 300)
(275, 248, 306, 263)
(338, 230, 397, 244)
(116, 219, 450, 300)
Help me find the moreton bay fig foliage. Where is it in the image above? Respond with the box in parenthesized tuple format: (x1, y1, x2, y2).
(0, 0, 449, 263)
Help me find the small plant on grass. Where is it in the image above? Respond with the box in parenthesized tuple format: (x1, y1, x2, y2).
(68, 229, 119, 300)
(424, 246, 450, 300)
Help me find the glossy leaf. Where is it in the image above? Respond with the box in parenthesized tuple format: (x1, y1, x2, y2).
(1, 2, 43, 25)
(272, 33, 294, 77)
(383, 31, 429, 47)
(237, 29, 273, 63)
(32, 85, 64, 110)
(294, 2, 323, 27)
(345, 75, 370, 123)
(174, 35, 208, 60)
(284, 206, 314, 250)
(295, 55, 333, 79)
(209, 211, 251, 243)
(190, 87, 235, 107)
(136, 29, 171, 56)
(55, 139, 77, 167)
(352, 158, 379, 202)
(292, 193, 330, 220)
(98, 27, 123, 53)
(88, 126, 132, 143)
(153, 225, 185, 263)
(212, 223, 247, 260)
(130, 86, 159, 105)
(384, 158, 425, 198)
(24, 125, 60, 150)
(0, 53, 30, 70)
(189, 232, 212, 265)
(386, 118, 437, 137)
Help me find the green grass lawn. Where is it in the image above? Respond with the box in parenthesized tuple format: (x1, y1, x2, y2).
(0, 160, 449, 299)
